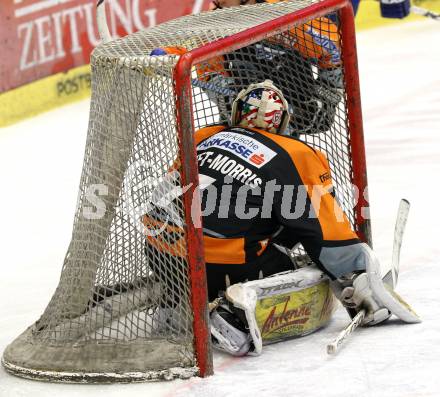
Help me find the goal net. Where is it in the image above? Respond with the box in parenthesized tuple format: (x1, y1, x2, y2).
(2, 0, 370, 382)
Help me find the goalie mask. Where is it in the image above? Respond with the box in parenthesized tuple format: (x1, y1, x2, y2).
(231, 80, 290, 134)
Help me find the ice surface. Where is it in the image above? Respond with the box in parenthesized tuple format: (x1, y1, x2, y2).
(1, 20, 440, 397)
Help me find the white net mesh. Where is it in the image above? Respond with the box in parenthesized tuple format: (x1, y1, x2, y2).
(2, 0, 369, 382)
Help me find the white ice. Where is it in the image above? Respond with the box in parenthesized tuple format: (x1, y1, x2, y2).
(1, 19, 440, 397)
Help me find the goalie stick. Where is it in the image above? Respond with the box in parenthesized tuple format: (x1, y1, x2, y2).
(410, 5, 440, 21)
(374, 0, 440, 22)
(383, 199, 410, 289)
(326, 309, 365, 354)
(97, 0, 111, 42)
(327, 198, 411, 355)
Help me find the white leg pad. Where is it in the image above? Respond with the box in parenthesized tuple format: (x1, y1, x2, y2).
(225, 266, 336, 355)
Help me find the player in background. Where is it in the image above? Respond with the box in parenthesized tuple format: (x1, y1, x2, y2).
(156, 0, 407, 137)
(143, 80, 419, 356)
(201, 0, 413, 137)
(211, 0, 412, 19)
(206, 0, 343, 136)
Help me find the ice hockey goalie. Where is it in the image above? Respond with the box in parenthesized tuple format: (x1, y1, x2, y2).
(143, 80, 420, 357)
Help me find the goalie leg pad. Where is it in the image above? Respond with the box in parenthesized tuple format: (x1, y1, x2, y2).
(225, 266, 337, 356)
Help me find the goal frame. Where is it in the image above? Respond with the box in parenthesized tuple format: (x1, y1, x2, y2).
(1, 0, 372, 382)
(174, 0, 370, 377)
